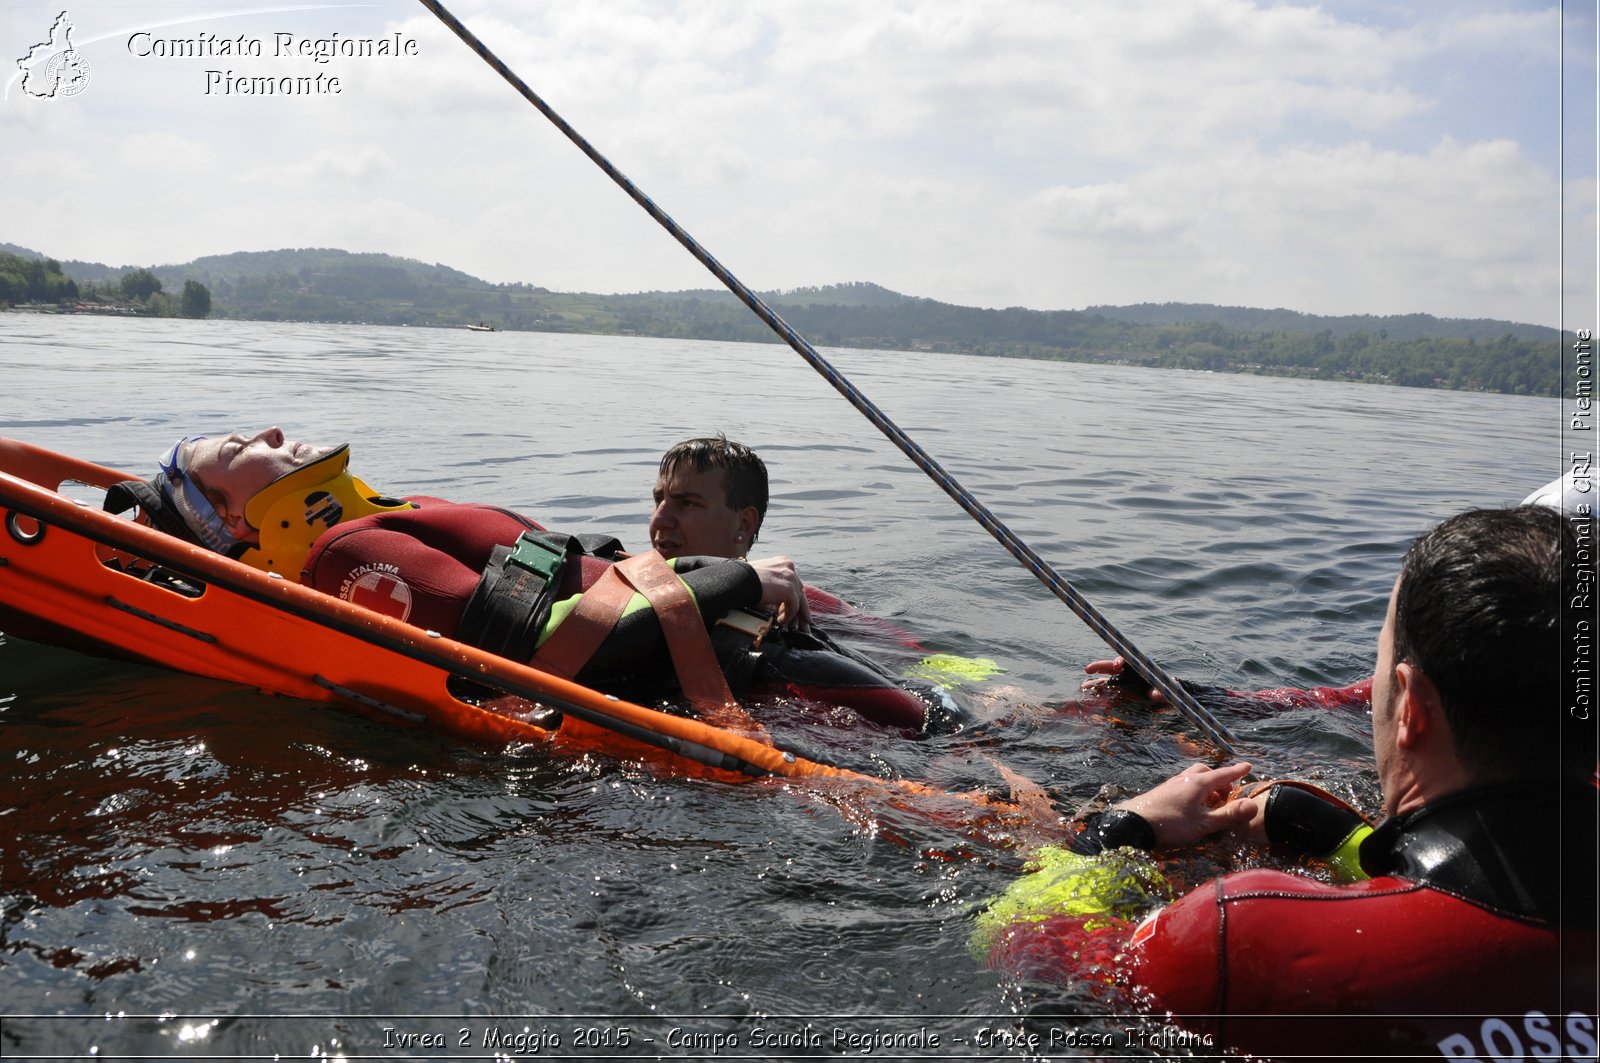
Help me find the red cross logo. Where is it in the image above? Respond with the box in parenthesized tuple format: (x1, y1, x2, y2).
(346, 570, 413, 621)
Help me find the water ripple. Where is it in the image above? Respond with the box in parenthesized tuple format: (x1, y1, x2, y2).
(0, 318, 1561, 1053)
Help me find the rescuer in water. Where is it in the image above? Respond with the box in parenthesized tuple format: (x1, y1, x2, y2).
(648, 435, 766, 562)
(142, 429, 805, 614)
(974, 505, 1597, 1061)
(109, 428, 946, 732)
(647, 434, 960, 663)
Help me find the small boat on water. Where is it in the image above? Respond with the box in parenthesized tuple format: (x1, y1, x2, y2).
(466, 322, 497, 332)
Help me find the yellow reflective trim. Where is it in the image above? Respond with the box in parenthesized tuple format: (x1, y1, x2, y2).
(907, 653, 1004, 689)
(1327, 824, 1373, 883)
(969, 844, 1170, 956)
(535, 558, 694, 649)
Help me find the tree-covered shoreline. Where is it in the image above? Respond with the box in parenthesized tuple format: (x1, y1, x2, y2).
(1, 244, 1568, 396)
(0, 252, 211, 320)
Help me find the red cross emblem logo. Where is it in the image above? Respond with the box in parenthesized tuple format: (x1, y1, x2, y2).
(346, 569, 413, 621)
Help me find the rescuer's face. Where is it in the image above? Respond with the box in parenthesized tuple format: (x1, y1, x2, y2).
(1370, 575, 1404, 815)
(650, 466, 757, 560)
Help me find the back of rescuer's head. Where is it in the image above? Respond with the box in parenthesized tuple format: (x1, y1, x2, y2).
(1391, 505, 1584, 781)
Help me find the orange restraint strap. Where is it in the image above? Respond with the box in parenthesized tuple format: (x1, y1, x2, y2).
(531, 552, 766, 738)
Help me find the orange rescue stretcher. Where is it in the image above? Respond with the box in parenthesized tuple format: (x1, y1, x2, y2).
(0, 439, 1036, 823)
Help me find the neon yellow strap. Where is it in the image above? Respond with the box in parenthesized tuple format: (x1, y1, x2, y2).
(1327, 824, 1373, 883)
(970, 844, 1170, 956)
(537, 558, 695, 648)
(907, 653, 1003, 689)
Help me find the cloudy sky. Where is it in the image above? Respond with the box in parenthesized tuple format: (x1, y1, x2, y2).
(3, 1, 1594, 327)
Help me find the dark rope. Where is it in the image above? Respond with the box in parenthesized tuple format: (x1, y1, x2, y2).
(417, 0, 1237, 756)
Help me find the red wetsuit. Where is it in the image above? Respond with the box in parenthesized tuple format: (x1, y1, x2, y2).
(302, 498, 549, 634)
(1242, 677, 1371, 710)
(1083, 665, 1374, 720)
(300, 500, 937, 731)
(988, 782, 1599, 1063)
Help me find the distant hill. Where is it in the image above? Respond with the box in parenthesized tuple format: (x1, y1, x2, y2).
(2, 242, 1569, 395)
(775, 281, 913, 307)
(649, 282, 910, 307)
(0, 243, 496, 296)
(1084, 301, 1559, 343)
(2, 242, 124, 287)
(172, 248, 491, 290)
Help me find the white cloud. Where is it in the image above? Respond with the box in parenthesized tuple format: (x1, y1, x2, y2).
(1427, 9, 1559, 54)
(1, 0, 1590, 325)
(1030, 184, 1185, 239)
(242, 144, 396, 185)
(1009, 136, 1559, 317)
(116, 132, 221, 173)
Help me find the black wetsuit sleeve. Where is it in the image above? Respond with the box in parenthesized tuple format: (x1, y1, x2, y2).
(1065, 809, 1159, 855)
(569, 556, 762, 692)
(1263, 785, 1367, 858)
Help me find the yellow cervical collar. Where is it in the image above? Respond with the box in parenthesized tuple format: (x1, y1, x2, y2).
(235, 444, 411, 575)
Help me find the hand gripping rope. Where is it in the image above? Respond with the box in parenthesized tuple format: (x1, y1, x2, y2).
(418, 0, 1237, 756)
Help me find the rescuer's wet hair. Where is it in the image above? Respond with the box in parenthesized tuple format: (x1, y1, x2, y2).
(1392, 505, 1580, 780)
(658, 435, 768, 545)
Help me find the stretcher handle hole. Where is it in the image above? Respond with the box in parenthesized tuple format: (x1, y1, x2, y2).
(5, 511, 45, 545)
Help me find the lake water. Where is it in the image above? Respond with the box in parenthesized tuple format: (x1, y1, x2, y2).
(0, 314, 1562, 1058)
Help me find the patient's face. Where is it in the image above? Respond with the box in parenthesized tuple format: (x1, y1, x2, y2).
(186, 428, 333, 536)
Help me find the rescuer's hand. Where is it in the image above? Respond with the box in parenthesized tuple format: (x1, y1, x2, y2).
(749, 556, 811, 631)
(1081, 656, 1167, 702)
(1113, 761, 1258, 849)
